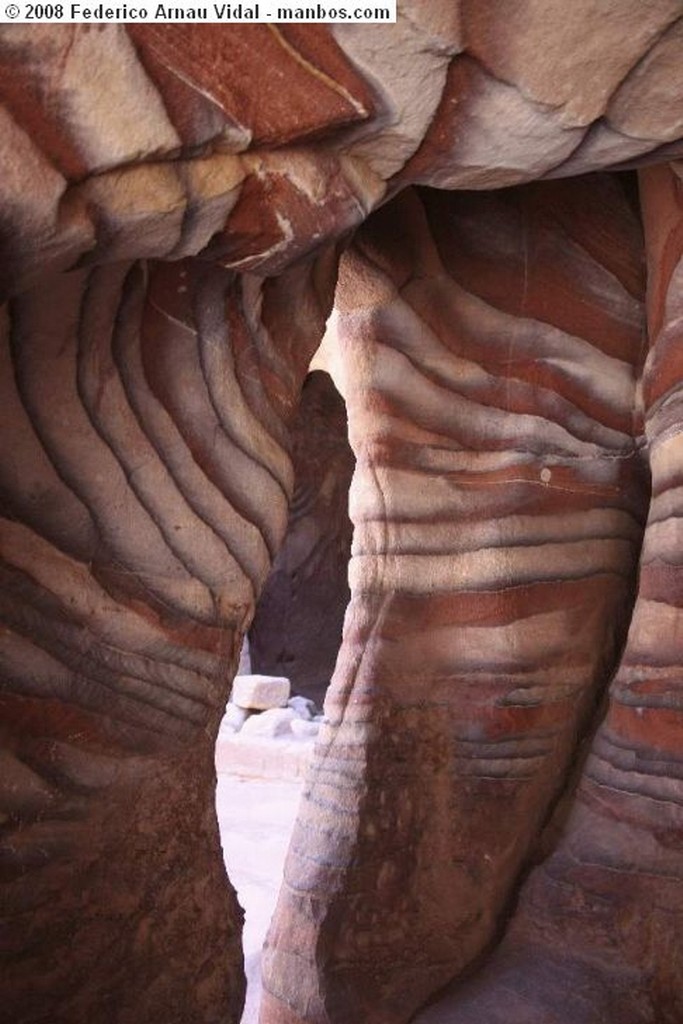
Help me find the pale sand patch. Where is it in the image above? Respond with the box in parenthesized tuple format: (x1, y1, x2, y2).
(217, 774, 305, 1024)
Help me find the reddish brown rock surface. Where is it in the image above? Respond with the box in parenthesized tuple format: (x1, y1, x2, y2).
(261, 176, 649, 1024)
(412, 160, 683, 1024)
(2, 14, 683, 1024)
(0, 253, 338, 1024)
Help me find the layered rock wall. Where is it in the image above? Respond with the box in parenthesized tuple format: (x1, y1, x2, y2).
(0, 253, 337, 1024)
(262, 175, 649, 1024)
(3, 14, 683, 1024)
(412, 160, 683, 1024)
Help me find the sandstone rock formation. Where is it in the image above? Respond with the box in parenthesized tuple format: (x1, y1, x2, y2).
(410, 158, 683, 1024)
(249, 371, 354, 705)
(2, 12, 683, 1024)
(261, 175, 650, 1024)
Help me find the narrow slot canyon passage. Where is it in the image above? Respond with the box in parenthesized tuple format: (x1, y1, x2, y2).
(248, 370, 354, 710)
(214, 364, 354, 1023)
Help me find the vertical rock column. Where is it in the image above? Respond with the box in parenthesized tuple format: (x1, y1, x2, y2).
(414, 162, 683, 1024)
(261, 178, 648, 1024)
(0, 250, 337, 1024)
(411, 161, 683, 1024)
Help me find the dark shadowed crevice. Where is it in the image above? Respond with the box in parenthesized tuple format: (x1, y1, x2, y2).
(248, 368, 354, 708)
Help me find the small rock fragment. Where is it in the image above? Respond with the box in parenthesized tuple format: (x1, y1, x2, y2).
(287, 696, 318, 720)
(290, 718, 321, 739)
(239, 707, 297, 739)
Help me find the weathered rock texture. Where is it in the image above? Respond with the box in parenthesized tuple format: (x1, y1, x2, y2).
(2, 12, 683, 1024)
(0, 254, 338, 1024)
(261, 176, 650, 1024)
(412, 159, 683, 1024)
(249, 371, 354, 705)
(3, 12, 683, 297)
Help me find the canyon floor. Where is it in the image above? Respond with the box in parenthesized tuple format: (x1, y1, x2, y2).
(216, 758, 307, 1024)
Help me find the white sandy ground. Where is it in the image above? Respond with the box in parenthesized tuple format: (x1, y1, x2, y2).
(216, 774, 305, 1024)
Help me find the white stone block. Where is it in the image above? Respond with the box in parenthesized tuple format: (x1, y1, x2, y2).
(239, 707, 297, 739)
(287, 696, 318, 720)
(232, 674, 290, 711)
(290, 718, 320, 739)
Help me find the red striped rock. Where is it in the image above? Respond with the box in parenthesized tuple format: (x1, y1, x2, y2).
(261, 177, 648, 1024)
(2, 14, 683, 1024)
(0, 250, 338, 1024)
(411, 162, 683, 1024)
